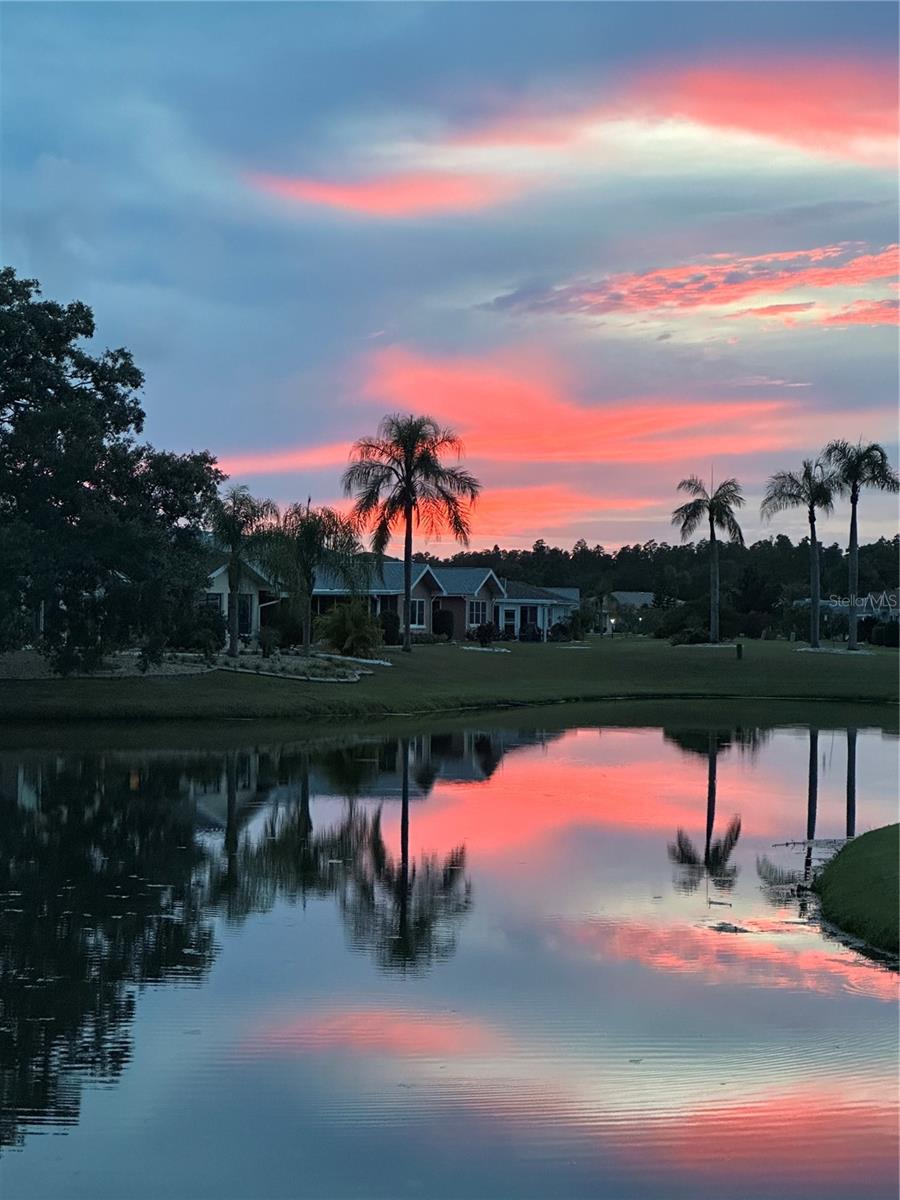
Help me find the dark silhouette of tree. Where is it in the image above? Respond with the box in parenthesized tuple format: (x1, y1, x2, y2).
(671, 476, 745, 642)
(343, 414, 481, 652)
(823, 440, 899, 650)
(667, 731, 742, 892)
(846, 727, 857, 838)
(761, 458, 837, 647)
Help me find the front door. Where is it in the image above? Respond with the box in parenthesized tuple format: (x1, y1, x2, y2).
(502, 607, 517, 637)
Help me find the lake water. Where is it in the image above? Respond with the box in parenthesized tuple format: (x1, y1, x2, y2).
(1, 717, 897, 1200)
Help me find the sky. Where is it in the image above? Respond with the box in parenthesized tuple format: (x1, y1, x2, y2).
(2, 1, 898, 550)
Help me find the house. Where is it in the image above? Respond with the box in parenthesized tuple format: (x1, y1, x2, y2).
(201, 556, 280, 641)
(600, 590, 656, 634)
(203, 552, 579, 644)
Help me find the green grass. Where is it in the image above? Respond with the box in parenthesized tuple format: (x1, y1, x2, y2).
(0, 637, 896, 724)
(815, 824, 899, 954)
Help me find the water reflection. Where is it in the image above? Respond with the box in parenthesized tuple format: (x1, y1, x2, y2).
(0, 721, 896, 1200)
(666, 730, 747, 894)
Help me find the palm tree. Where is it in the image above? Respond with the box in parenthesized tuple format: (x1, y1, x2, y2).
(823, 440, 899, 650)
(672, 477, 745, 642)
(264, 502, 367, 656)
(208, 485, 277, 657)
(760, 459, 837, 648)
(342, 414, 481, 652)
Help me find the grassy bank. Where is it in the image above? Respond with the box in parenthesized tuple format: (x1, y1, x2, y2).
(815, 824, 899, 954)
(0, 638, 896, 724)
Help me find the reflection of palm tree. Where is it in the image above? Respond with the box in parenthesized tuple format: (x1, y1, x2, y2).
(337, 737, 471, 973)
(668, 732, 742, 892)
(846, 727, 857, 838)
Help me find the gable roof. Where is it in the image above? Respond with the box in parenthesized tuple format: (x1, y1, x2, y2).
(431, 567, 505, 597)
(314, 561, 444, 595)
(501, 579, 568, 602)
(544, 587, 580, 605)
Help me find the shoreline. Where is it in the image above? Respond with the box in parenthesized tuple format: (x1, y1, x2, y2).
(815, 825, 900, 955)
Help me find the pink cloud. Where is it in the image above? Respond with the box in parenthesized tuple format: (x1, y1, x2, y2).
(821, 297, 899, 326)
(490, 243, 898, 318)
(218, 441, 351, 477)
(248, 170, 515, 218)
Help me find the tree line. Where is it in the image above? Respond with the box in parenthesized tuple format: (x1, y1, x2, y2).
(1, 266, 896, 672)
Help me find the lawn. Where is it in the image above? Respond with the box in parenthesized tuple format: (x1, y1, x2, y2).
(814, 824, 899, 954)
(1, 636, 896, 724)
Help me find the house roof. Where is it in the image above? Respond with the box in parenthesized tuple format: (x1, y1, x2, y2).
(431, 567, 505, 597)
(314, 561, 444, 595)
(606, 590, 655, 609)
(544, 586, 580, 605)
(501, 579, 568, 602)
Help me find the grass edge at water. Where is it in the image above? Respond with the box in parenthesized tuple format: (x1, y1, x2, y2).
(814, 824, 900, 954)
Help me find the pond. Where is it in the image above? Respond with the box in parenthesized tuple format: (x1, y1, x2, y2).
(1, 717, 897, 1200)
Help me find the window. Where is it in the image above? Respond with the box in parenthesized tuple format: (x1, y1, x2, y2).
(468, 600, 488, 627)
(409, 598, 426, 628)
(202, 592, 223, 611)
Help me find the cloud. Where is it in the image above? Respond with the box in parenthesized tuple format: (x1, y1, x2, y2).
(217, 441, 351, 477)
(446, 57, 898, 169)
(821, 297, 899, 326)
(486, 243, 898, 319)
(247, 170, 516, 218)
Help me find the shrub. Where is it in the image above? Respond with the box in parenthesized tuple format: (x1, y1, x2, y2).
(432, 608, 454, 641)
(316, 601, 383, 658)
(475, 621, 495, 647)
(258, 626, 280, 659)
(411, 632, 441, 645)
(270, 604, 303, 649)
(670, 627, 710, 645)
(170, 603, 227, 656)
(870, 621, 900, 648)
(548, 621, 571, 642)
(379, 609, 402, 646)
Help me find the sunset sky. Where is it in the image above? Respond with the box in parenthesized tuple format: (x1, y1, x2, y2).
(3, 2, 898, 549)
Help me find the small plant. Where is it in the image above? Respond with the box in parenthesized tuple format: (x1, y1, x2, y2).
(433, 608, 454, 641)
(475, 621, 495, 647)
(670, 627, 710, 645)
(317, 601, 383, 658)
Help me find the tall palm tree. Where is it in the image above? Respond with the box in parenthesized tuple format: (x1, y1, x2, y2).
(760, 458, 837, 648)
(672, 477, 745, 643)
(264, 502, 367, 656)
(823, 440, 899, 650)
(208, 485, 277, 657)
(342, 414, 481, 652)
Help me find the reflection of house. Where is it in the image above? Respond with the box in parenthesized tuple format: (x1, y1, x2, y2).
(313, 562, 579, 641)
(600, 590, 655, 634)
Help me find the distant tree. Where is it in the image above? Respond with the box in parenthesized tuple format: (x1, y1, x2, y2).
(0, 267, 223, 672)
(761, 458, 837, 648)
(208, 485, 277, 657)
(823, 440, 899, 650)
(264, 502, 367, 655)
(343, 414, 480, 652)
(671, 477, 745, 643)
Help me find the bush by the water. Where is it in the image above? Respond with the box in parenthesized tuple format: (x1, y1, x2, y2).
(433, 608, 454, 641)
(317, 602, 383, 658)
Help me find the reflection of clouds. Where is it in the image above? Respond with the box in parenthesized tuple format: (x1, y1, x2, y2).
(240, 1006, 503, 1059)
(545, 916, 899, 1003)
